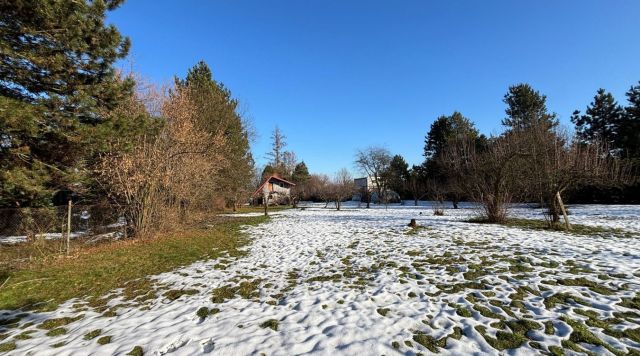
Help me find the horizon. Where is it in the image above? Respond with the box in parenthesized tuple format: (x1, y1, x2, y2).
(108, 0, 640, 175)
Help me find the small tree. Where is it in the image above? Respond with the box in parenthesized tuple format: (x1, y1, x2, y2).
(406, 165, 428, 206)
(354, 146, 392, 205)
(442, 135, 523, 223)
(331, 169, 355, 210)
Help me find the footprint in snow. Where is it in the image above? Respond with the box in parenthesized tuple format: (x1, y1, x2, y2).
(201, 338, 215, 353)
(156, 336, 190, 355)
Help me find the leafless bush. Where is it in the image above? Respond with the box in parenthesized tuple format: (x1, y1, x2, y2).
(330, 169, 356, 210)
(441, 135, 523, 223)
(99, 85, 226, 237)
(513, 125, 629, 228)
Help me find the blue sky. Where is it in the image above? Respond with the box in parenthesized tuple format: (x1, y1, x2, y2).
(108, 1, 640, 175)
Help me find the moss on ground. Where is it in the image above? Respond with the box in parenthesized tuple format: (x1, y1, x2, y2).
(38, 315, 83, 330)
(163, 289, 198, 301)
(126, 345, 144, 356)
(556, 278, 616, 295)
(259, 319, 278, 331)
(0, 342, 16, 352)
(83, 329, 102, 340)
(97, 335, 112, 345)
(45, 327, 67, 337)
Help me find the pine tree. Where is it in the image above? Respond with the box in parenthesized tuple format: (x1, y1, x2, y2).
(621, 82, 640, 159)
(571, 88, 624, 152)
(424, 112, 479, 159)
(385, 155, 409, 198)
(0, 0, 133, 207)
(291, 162, 310, 185)
(175, 61, 254, 209)
(502, 84, 558, 131)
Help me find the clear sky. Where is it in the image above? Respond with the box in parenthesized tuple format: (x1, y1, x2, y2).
(107, 1, 640, 176)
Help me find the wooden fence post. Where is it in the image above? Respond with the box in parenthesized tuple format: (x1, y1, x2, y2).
(66, 200, 72, 255)
(556, 191, 571, 231)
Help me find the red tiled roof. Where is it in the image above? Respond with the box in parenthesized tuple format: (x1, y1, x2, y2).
(252, 175, 296, 197)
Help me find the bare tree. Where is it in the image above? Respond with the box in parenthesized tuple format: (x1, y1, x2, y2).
(406, 172, 426, 206)
(331, 169, 356, 210)
(282, 150, 297, 178)
(354, 146, 392, 206)
(307, 174, 331, 207)
(515, 125, 629, 229)
(266, 126, 287, 167)
(442, 135, 523, 223)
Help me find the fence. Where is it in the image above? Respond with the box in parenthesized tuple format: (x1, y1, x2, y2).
(0, 202, 126, 249)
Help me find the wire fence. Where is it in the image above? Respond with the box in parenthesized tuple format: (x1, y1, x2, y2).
(0, 203, 127, 247)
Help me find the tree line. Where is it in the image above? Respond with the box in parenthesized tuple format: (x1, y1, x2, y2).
(0, 1, 255, 236)
(355, 83, 638, 226)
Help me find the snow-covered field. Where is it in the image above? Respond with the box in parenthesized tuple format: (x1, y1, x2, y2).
(2, 204, 639, 355)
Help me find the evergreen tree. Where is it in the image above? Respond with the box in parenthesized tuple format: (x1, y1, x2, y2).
(502, 84, 558, 131)
(621, 82, 640, 159)
(571, 88, 624, 152)
(385, 155, 409, 198)
(0, 0, 134, 207)
(176, 61, 254, 209)
(291, 162, 310, 184)
(424, 112, 479, 159)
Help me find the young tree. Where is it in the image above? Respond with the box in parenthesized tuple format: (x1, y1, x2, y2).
(0, 0, 134, 207)
(331, 169, 356, 210)
(290, 161, 310, 206)
(502, 84, 558, 132)
(354, 146, 392, 205)
(307, 174, 331, 205)
(406, 165, 428, 206)
(571, 88, 625, 154)
(442, 135, 524, 223)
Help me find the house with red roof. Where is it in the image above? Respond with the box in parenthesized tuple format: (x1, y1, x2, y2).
(252, 175, 296, 205)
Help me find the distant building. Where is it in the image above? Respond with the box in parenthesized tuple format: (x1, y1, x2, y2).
(252, 175, 296, 205)
(353, 176, 400, 203)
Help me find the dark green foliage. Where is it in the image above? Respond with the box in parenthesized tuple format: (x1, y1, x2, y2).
(291, 162, 310, 184)
(385, 155, 409, 198)
(175, 61, 254, 210)
(572, 88, 625, 151)
(622, 82, 640, 159)
(502, 83, 558, 131)
(424, 111, 481, 159)
(0, 0, 138, 207)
